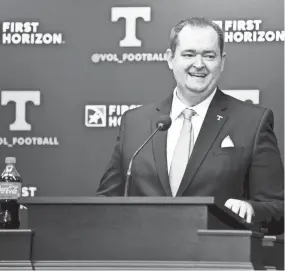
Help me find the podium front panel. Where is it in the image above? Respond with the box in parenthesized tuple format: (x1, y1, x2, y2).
(26, 201, 209, 261)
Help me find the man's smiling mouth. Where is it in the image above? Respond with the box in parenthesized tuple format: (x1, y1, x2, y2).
(188, 72, 207, 78)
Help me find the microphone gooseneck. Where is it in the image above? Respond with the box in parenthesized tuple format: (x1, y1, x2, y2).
(124, 115, 172, 196)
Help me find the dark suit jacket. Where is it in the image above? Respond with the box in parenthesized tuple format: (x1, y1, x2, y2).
(96, 89, 284, 231)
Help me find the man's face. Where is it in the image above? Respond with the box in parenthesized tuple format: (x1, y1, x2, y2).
(167, 25, 226, 96)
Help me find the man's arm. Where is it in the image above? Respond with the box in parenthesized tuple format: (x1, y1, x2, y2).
(96, 115, 126, 196)
(226, 109, 284, 233)
(247, 109, 284, 222)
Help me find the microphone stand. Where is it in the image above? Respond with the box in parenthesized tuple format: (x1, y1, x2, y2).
(124, 125, 162, 196)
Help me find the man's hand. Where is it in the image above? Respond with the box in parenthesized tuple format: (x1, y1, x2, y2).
(225, 199, 255, 223)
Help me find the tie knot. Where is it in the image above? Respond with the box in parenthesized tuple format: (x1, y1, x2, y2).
(182, 108, 195, 120)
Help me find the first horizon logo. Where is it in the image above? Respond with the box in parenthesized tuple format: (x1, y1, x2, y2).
(2, 22, 65, 45)
(85, 104, 141, 127)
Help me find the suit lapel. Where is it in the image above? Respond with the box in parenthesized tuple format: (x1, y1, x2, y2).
(176, 89, 229, 196)
(151, 95, 173, 196)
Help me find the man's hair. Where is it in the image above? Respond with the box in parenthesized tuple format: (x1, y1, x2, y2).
(169, 17, 224, 56)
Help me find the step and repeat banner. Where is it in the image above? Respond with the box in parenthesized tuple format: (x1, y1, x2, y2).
(0, 0, 283, 197)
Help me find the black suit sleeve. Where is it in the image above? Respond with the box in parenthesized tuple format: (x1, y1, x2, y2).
(96, 114, 126, 196)
(246, 109, 284, 233)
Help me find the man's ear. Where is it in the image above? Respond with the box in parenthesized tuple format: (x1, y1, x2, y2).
(220, 52, 226, 72)
(166, 48, 174, 70)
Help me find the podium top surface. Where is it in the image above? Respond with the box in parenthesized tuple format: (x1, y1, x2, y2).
(19, 196, 215, 205)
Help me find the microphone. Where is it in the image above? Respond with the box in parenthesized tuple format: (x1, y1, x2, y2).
(124, 115, 172, 196)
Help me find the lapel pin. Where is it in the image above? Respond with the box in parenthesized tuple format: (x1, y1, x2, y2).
(217, 115, 223, 121)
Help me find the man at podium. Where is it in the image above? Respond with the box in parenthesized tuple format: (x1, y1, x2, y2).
(96, 17, 284, 234)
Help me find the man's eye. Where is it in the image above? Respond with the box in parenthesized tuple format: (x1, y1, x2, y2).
(183, 53, 194, 57)
(204, 55, 215, 59)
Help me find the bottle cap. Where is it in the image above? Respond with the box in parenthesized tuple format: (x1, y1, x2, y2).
(5, 157, 16, 164)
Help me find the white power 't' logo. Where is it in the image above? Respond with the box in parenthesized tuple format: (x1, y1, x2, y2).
(111, 7, 151, 47)
(1, 90, 41, 131)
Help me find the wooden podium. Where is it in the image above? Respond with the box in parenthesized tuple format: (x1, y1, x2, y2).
(0, 196, 281, 270)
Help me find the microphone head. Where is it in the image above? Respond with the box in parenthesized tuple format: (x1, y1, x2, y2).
(156, 115, 172, 131)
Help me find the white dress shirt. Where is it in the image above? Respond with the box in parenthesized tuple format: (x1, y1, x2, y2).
(167, 88, 217, 173)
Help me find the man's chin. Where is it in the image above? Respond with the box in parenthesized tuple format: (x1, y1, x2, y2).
(186, 85, 208, 94)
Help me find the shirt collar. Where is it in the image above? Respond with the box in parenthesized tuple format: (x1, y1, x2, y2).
(170, 87, 217, 120)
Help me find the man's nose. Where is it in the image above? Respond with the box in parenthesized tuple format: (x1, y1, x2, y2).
(193, 55, 205, 69)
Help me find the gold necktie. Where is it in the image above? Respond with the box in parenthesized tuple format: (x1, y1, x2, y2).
(169, 108, 196, 196)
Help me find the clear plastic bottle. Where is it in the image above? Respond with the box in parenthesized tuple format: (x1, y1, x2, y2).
(0, 157, 22, 229)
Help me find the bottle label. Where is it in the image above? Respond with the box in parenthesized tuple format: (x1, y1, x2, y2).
(0, 182, 22, 199)
(1, 165, 17, 179)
